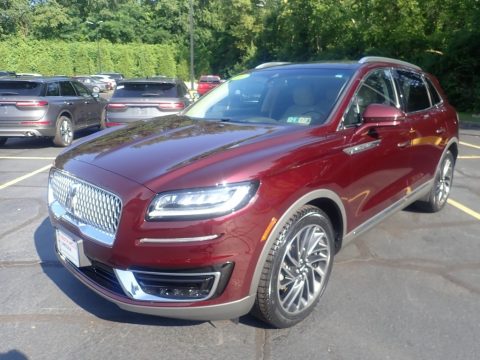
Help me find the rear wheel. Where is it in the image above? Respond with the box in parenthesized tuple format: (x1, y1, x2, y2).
(53, 116, 73, 147)
(253, 205, 334, 328)
(416, 150, 455, 212)
(0, 137, 7, 146)
(100, 109, 107, 130)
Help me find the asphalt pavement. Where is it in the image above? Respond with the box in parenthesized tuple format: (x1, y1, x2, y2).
(0, 128, 479, 360)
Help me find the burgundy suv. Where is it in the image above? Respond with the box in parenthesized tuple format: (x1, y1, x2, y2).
(48, 57, 458, 328)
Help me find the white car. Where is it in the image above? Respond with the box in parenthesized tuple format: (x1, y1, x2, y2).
(91, 75, 116, 90)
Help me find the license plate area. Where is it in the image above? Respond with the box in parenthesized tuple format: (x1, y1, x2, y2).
(56, 229, 91, 268)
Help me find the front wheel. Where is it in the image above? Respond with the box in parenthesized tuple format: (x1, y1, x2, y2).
(53, 116, 73, 147)
(253, 205, 335, 328)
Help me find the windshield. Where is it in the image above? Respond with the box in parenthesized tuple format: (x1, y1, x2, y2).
(185, 68, 353, 126)
(0, 81, 43, 96)
(113, 83, 178, 98)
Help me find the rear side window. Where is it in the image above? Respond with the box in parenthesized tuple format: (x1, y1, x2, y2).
(0, 81, 43, 96)
(425, 77, 442, 105)
(396, 70, 431, 112)
(113, 83, 178, 98)
(71, 81, 90, 98)
(46, 82, 60, 96)
(60, 81, 77, 96)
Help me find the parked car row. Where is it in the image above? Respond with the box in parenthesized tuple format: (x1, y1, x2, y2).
(0, 74, 193, 146)
(0, 76, 107, 147)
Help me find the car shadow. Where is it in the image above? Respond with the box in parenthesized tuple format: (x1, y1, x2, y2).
(34, 217, 204, 327)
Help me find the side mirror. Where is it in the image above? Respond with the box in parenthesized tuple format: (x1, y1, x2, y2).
(363, 104, 405, 126)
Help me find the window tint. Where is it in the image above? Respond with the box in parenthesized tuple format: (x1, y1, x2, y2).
(344, 69, 397, 126)
(425, 77, 442, 105)
(0, 81, 43, 96)
(46, 82, 60, 96)
(60, 81, 77, 96)
(112, 82, 178, 98)
(186, 68, 353, 127)
(177, 83, 186, 97)
(396, 71, 430, 112)
(72, 81, 90, 98)
(199, 76, 221, 83)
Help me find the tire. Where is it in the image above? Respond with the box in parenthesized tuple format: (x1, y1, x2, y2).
(253, 205, 335, 328)
(53, 116, 74, 147)
(100, 109, 107, 130)
(0, 137, 7, 146)
(416, 150, 455, 212)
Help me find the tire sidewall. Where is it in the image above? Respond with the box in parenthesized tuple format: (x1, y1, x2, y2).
(429, 150, 455, 212)
(53, 116, 73, 147)
(264, 208, 335, 327)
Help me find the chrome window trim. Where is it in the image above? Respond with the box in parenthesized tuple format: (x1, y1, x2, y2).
(338, 67, 400, 131)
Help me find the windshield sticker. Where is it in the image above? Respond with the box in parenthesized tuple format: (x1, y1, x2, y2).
(286, 116, 311, 125)
(231, 74, 250, 81)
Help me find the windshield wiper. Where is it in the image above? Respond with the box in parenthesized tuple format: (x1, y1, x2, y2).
(141, 92, 162, 97)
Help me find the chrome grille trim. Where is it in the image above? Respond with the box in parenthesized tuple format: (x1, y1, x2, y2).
(48, 169, 122, 246)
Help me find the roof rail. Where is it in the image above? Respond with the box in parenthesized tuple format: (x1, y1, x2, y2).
(358, 56, 421, 70)
(255, 62, 291, 69)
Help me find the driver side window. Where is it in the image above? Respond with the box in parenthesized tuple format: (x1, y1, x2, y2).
(343, 69, 397, 127)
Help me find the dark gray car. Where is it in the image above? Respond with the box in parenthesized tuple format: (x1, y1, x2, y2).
(105, 78, 191, 127)
(0, 77, 107, 147)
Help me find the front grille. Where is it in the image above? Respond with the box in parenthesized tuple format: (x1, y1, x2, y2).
(49, 169, 122, 238)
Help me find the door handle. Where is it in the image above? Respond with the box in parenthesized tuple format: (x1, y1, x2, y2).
(436, 127, 446, 134)
(63, 101, 73, 105)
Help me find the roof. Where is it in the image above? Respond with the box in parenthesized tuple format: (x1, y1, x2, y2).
(0, 76, 72, 82)
(253, 56, 421, 72)
(118, 77, 178, 85)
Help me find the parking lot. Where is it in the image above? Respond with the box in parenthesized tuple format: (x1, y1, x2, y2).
(0, 127, 479, 360)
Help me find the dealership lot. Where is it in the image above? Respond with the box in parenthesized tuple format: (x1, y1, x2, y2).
(0, 128, 479, 360)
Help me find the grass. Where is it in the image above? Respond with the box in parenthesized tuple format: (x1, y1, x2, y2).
(458, 112, 480, 125)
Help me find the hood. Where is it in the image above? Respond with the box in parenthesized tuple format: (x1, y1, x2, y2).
(56, 116, 287, 186)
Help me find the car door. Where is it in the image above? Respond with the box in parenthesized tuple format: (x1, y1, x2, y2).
(71, 81, 101, 127)
(59, 81, 86, 129)
(393, 70, 448, 191)
(340, 68, 412, 228)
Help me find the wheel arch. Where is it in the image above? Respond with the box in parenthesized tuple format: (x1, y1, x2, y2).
(57, 110, 74, 127)
(248, 189, 347, 296)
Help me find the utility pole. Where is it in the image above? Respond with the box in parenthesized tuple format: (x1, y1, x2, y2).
(86, 20, 103, 73)
(189, 0, 195, 91)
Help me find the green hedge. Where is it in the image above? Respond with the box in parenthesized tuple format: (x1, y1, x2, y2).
(0, 38, 179, 78)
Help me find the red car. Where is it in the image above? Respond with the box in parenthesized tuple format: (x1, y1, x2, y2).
(48, 57, 458, 328)
(196, 75, 221, 96)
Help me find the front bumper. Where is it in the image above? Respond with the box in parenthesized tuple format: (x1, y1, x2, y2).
(55, 241, 254, 320)
(48, 161, 269, 320)
(0, 125, 55, 137)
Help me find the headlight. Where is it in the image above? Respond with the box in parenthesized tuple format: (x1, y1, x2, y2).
(146, 181, 259, 220)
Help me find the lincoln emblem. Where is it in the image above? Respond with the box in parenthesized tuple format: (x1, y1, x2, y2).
(65, 183, 80, 216)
